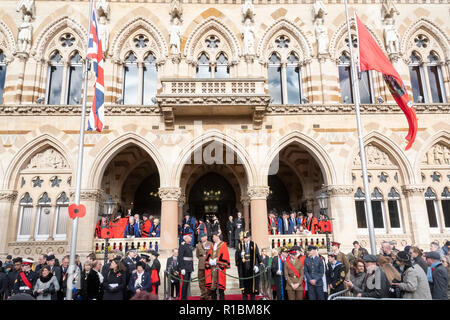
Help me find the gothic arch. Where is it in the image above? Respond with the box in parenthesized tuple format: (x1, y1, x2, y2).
(261, 131, 337, 187)
(183, 17, 242, 65)
(0, 19, 16, 58)
(110, 16, 168, 62)
(346, 132, 415, 185)
(329, 18, 385, 62)
(32, 16, 88, 60)
(257, 18, 313, 64)
(172, 130, 257, 188)
(88, 132, 168, 189)
(3, 134, 74, 190)
(414, 131, 450, 173)
(400, 18, 450, 62)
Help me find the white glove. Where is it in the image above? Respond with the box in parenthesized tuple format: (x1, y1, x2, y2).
(181, 269, 185, 276)
(276, 270, 282, 276)
(253, 266, 259, 273)
(241, 251, 245, 257)
(209, 258, 216, 266)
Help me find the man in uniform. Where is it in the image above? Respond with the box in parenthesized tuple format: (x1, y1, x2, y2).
(271, 247, 289, 300)
(234, 212, 245, 248)
(326, 252, 346, 294)
(205, 231, 230, 300)
(302, 210, 318, 234)
(178, 233, 194, 300)
(331, 241, 350, 277)
(304, 245, 325, 300)
(13, 258, 37, 297)
(284, 246, 304, 300)
(196, 230, 212, 300)
(122, 248, 139, 299)
(7, 257, 23, 297)
(235, 231, 262, 300)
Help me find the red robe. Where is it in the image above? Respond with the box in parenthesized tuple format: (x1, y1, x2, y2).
(318, 220, 331, 233)
(111, 217, 129, 238)
(302, 216, 318, 234)
(141, 220, 152, 238)
(205, 241, 230, 291)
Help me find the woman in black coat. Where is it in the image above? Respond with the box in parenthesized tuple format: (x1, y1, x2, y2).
(80, 261, 102, 300)
(149, 251, 161, 295)
(103, 258, 126, 300)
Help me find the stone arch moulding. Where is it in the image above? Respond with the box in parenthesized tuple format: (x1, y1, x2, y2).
(414, 131, 450, 174)
(345, 131, 415, 186)
(32, 16, 88, 60)
(183, 17, 242, 65)
(3, 134, 74, 190)
(261, 131, 337, 187)
(0, 20, 17, 57)
(328, 18, 385, 62)
(257, 18, 313, 64)
(400, 18, 450, 62)
(88, 133, 168, 190)
(172, 130, 257, 189)
(110, 16, 168, 62)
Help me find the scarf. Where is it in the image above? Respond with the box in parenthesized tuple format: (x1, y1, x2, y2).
(40, 273, 53, 283)
(427, 261, 441, 283)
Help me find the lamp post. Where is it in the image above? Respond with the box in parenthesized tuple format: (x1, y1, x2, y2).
(104, 195, 116, 266)
(317, 191, 330, 252)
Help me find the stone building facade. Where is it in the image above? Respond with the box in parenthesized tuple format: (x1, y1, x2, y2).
(0, 0, 449, 261)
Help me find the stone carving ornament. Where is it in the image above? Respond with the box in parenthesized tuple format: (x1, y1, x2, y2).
(353, 144, 394, 166)
(424, 143, 450, 165)
(383, 17, 400, 56)
(169, 17, 181, 55)
(158, 187, 181, 201)
(96, 0, 110, 55)
(26, 148, 68, 169)
(247, 186, 270, 200)
(16, 0, 35, 53)
(315, 18, 328, 56)
(242, 18, 255, 56)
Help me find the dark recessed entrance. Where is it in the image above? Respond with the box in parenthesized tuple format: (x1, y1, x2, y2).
(133, 173, 161, 215)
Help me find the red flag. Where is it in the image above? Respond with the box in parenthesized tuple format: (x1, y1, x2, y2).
(355, 14, 418, 150)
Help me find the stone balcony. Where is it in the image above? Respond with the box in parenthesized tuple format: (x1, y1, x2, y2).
(269, 234, 331, 254)
(156, 78, 271, 130)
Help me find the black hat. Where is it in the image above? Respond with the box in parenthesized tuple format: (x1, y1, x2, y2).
(396, 251, 410, 263)
(136, 261, 146, 269)
(425, 251, 441, 260)
(12, 257, 23, 264)
(140, 254, 150, 261)
(6, 255, 12, 260)
(362, 254, 377, 262)
(46, 255, 56, 261)
(149, 250, 159, 257)
(289, 246, 301, 253)
(307, 245, 318, 251)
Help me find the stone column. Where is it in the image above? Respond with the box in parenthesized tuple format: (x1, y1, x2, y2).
(0, 191, 18, 256)
(280, 62, 288, 104)
(248, 186, 269, 249)
(421, 62, 432, 103)
(402, 185, 430, 248)
(241, 196, 250, 231)
(71, 189, 103, 258)
(327, 185, 357, 254)
(137, 62, 144, 105)
(158, 187, 181, 251)
(178, 193, 185, 224)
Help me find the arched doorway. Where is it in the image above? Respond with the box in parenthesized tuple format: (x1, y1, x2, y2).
(188, 172, 236, 241)
(133, 173, 161, 215)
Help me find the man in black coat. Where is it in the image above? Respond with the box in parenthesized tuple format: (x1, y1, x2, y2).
(122, 249, 139, 299)
(226, 216, 235, 248)
(166, 248, 180, 299)
(234, 212, 245, 248)
(178, 233, 194, 300)
(271, 247, 289, 300)
(425, 251, 448, 300)
(235, 231, 262, 300)
(34, 254, 48, 275)
(7, 257, 22, 297)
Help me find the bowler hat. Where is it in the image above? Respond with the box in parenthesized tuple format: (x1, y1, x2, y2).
(425, 251, 441, 260)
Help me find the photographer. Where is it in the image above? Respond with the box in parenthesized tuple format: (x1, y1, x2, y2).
(33, 265, 59, 300)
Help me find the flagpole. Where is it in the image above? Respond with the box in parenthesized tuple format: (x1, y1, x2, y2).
(66, 0, 93, 300)
(344, 0, 377, 255)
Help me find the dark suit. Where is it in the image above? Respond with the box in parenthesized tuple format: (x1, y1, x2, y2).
(271, 255, 287, 300)
(166, 256, 180, 298)
(226, 220, 235, 247)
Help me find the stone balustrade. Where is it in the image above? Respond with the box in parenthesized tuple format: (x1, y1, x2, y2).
(93, 237, 161, 255)
(269, 234, 331, 252)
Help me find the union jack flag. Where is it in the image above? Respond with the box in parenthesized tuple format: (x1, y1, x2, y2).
(87, 1, 105, 132)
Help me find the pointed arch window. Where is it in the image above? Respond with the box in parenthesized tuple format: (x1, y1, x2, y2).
(441, 187, 450, 229)
(53, 192, 69, 240)
(268, 53, 283, 104)
(370, 188, 386, 231)
(196, 53, 211, 78)
(215, 53, 229, 79)
(46, 51, 64, 104)
(409, 51, 427, 103)
(143, 52, 158, 105)
(354, 188, 367, 229)
(427, 52, 447, 103)
(286, 53, 302, 104)
(35, 192, 52, 241)
(425, 187, 441, 231)
(387, 187, 403, 230)
(17, 193, 33, 241)
(0, 50, 6, 104)
(66, 51, 83, 105)
(123, 52, 139, 105)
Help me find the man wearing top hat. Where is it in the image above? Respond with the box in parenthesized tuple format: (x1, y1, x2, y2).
(178, 233, 194, 300)
(233, 212, 245, 248)
(196, 230, 212, 300)
(283, 246, 304, 300)
(235, 231, 263, 300)
(331, 241, 350, 277)
(13, 258, 37, 297)
(271, 247, 289, 300)
(304, 245, 325, 300)
(326, 252, 346, 294)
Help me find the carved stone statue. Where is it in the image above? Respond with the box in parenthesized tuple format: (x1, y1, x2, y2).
(98, 15, 109, 54)
(383, 17, 399, 55)
(241, 0, 255, 22)
(424, 143, 450, 165)
(354, 144, 395, 166)
(315, 17, 328, 55)
(26, 148, 68, 169)
(17, 13, 33, 53)
(169, 17, 181, 55)
(242, 18, 255, 56)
